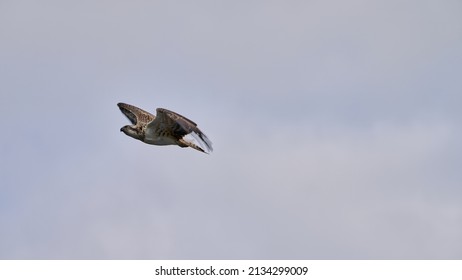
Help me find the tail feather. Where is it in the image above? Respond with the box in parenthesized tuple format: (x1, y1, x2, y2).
(178, 139, 207, 153)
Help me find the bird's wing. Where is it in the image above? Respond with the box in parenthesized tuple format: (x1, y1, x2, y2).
(148, 108, 213, 153)
(117, 102, 155, 126)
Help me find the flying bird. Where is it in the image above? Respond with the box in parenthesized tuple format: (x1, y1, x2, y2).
(117, 102, 213, 153)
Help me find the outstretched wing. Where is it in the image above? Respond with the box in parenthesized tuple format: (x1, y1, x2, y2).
(117, 102, 155, 126)
(148, 108, 213, 153)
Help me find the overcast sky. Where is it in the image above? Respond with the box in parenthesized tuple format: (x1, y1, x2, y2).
(1, 0, 461, 259)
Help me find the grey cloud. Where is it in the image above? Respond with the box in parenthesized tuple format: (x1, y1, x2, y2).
(1, 0, 461, 259)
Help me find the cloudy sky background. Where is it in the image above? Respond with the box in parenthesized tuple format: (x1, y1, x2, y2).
(1, 0, 461, 259)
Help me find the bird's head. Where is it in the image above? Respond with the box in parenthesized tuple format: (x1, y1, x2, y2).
(120, 125, 143, 141)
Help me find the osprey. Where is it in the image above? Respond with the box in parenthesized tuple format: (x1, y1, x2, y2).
(117, 102, 213, 153)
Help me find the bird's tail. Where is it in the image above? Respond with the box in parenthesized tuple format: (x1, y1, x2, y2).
(178, 139, 208, 154)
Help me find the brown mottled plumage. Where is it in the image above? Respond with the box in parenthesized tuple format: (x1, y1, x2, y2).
(117, 102, 213, 153)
